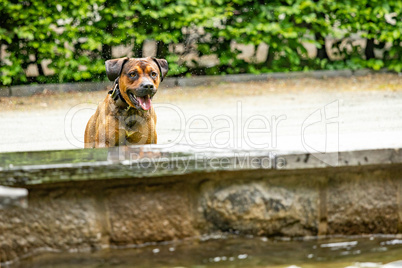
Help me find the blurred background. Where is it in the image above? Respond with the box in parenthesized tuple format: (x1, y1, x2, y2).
(0, 0, 401, 86)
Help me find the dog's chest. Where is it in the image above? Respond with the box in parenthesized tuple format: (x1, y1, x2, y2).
(117, 110, 155, 144)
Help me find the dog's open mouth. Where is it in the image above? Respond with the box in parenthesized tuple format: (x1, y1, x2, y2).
(128, 92, 152, 111)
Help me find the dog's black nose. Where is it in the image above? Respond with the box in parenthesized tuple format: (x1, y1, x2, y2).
(141, 83, 154, 90)
(136, 82, 156, 97)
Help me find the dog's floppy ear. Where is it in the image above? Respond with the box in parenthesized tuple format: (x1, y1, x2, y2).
(152, 58, 169, 82)
(105, 57, 129, 81)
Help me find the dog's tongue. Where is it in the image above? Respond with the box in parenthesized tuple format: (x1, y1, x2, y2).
(137, 96, 152, 111)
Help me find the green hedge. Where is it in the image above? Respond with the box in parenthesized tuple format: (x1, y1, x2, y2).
(0, 0, 401, 86)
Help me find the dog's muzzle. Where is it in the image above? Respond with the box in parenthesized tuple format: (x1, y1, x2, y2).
(127, 82, 157, 111)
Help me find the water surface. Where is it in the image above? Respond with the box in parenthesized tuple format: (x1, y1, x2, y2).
(15, 235, 402, 268)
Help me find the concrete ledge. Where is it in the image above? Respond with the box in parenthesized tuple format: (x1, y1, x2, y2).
(0, 69, 386, 97)
(1, 146, 402, 264)
(276, 149, 402, 170)
(0, 146, 274, 187)
(1, 147, 401, 188)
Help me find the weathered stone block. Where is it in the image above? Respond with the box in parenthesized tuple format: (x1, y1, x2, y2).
(327, 169, 398, 234)
(106, 183, 198, 245)
(201, 177, 319, 236)
(0, 189, 103, 264)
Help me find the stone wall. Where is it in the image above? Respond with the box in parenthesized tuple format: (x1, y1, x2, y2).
(0, 147, 401, 264)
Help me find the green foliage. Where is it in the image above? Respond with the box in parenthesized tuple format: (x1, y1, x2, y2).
(0, 0, 400, 86)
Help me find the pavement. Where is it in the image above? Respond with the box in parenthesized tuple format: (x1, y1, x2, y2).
(0, 74, 401, 154)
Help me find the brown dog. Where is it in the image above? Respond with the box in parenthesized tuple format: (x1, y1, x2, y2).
(84, 57, 168, 148)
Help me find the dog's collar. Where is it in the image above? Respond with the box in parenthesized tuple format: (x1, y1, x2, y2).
(108, 78, 132, 112)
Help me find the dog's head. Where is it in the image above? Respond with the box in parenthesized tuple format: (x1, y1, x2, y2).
(105, 57, 168, 111)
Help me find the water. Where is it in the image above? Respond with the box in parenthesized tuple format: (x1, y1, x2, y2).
(13, 235, 402, 268)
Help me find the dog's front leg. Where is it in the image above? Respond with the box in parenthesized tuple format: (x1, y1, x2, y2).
(95, 116, 123, 148)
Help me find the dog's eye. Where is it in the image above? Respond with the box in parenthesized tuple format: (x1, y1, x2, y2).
(129, 72, 138, 79)
(151, 71, 158, 78)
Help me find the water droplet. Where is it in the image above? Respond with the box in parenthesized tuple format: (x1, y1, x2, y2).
(213, 257, 221, 262)
(238, 254, 248, 260)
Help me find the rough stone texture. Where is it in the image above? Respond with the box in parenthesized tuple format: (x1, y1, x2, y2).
(327, 169, 398, 234)
(106, 183, 198, 245)
(1, 161, 402, 264)
(0, 189, 103, 264)
(201, 175, 320, 236)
